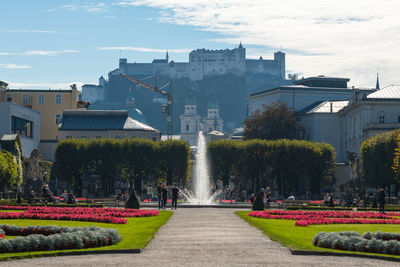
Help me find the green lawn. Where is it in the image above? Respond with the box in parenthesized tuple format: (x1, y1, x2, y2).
(236, 211, 400, 259)
(0, 210, 172, 261)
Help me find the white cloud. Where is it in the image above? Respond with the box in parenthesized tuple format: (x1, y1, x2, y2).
(117, 0, 400, 87)
(8, 82, 85, 90)
(98, 46, 191, 53)
(0, 64, 31, 69)
(46, 3, 108, 13)
(0, 29, 57, 33)
(0, 50, 79, 56)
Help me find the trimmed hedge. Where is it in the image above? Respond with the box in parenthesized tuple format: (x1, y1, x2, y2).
(0, 150, 18, 188)
(0, 224, 122, 253)
(208, 139, 335, 196)
(313, 231, 400, 255)
(54, 138, 190, 195)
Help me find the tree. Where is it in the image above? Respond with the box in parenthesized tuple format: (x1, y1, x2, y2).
(362, 130, 399, 192)
(243, 102, 301, 140)
(156, 140, 190, 185)
(120, 138, 156, 195)
(0, 150, 18, 187)
(207, 140, 241, 186)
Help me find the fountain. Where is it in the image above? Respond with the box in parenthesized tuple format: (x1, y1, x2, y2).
(180, 131, 219, 204)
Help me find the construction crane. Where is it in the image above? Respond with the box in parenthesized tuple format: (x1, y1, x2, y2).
(120, 73, 173, 139)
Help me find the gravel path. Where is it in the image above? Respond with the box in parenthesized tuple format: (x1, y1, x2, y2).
(3, 208, 399, 267)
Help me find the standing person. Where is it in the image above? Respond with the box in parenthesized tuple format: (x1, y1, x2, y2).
(378, 188, 386, 213)
(162, 184, 168, 209)
(171, 184, 179, 210)
(157, 182, 163, 209)
(146, 184, 152, 201)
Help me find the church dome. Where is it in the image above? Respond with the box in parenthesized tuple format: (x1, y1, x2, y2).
(208, 99, 219, 109)
(128, 107, 146, 124)
(185, 93, 197, 105)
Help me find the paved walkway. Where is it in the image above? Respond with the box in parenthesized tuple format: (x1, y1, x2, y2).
(3, 209, 399, 266)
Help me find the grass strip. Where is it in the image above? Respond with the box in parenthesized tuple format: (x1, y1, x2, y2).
(0, 210, 172, 261)
(236, 211, 400, 260)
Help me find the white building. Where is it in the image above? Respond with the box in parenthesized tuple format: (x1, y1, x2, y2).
(111, 44, 285, 81)
(58, 110, 161, 141)
(248, 76, 371, 114)
(0, 102, 40, 157)
(179, 93, 224, 146)
(299, 82, 400, 163)
(81, 76, 106, 104)
(179, 93, 202, 146)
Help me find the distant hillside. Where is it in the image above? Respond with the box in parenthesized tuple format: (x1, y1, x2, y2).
(103, 73, 292, 134)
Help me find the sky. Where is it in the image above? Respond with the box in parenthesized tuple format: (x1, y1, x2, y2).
(0, 0, 399, 90)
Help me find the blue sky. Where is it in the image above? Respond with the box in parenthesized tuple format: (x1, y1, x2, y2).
(1, 0, 399, 89)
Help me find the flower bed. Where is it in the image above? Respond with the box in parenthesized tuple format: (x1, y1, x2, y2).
(313, 231, 400, 255)
(248, 210, 400, 227)
(0, 206, 160, 224)
(0, 224, 121, 253)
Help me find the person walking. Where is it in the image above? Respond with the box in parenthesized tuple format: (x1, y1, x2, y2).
(162, 184, 168, 209)
(171, 184, 179, 210)
(378, 188, 386, 213)
(157, 182, 163, 209)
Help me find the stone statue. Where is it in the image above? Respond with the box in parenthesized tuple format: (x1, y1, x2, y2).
(346, 151, 360, 180)
(24, 148, 42, 180)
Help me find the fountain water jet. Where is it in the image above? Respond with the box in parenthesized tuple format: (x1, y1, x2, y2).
(182, 131, 218, 204)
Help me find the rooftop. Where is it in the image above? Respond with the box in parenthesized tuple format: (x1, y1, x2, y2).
(0, 134, 18, 141)
(305, 100, 349, 114)
(59, 110, 159, 132)
(367, 85, 400, 99)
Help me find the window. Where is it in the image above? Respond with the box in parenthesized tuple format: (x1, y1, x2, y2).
(6, 94, 12, 102)
(378, 115, 385, 124)
(398, 116, 400, 123)
(22, 95, 29, 105)
(11, 116, 33, 138)
(55, 94, 62, 104)
(186, 124, 189, 131)
(55, 114, 62, 125)
(38, 95, 45, 104)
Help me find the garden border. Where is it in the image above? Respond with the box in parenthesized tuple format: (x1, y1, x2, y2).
(0, 248, 141, 262)
(289, 248, 400, 262)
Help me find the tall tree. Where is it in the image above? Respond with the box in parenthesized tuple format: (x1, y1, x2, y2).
(243, 102, 300, 140)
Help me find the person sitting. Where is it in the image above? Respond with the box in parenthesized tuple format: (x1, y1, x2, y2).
(28, 190, 36, 204)
(116, 189, 122, 204)
(67, 191, 76, 204)
(60, 190, 68, 202)
(249, 194, 255, 204)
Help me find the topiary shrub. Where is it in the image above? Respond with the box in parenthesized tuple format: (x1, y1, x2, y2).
(125, 190, 140, 209)
(252, 193, 264, 211)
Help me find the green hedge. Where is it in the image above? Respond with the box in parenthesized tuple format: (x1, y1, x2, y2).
(0, 150, 18, 188)
(54, 138, 190, 195)
(361, 129, 399, 189)
(208, 139, 336, 196)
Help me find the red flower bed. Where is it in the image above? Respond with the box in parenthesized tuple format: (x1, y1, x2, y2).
(248, 210, 400, 227)
(0, 206, 160, 224)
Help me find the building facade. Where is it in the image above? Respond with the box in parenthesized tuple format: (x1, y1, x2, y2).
(0, 102, 40, 157)
(0, 85, 80, 160)
(179, 93, 224, 146)
(58, 110, 161, 141)
(248, 76, 372, 114)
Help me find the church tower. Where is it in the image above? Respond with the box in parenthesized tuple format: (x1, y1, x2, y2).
(201, 91, 224, 133)
(180, 92, 202, 146)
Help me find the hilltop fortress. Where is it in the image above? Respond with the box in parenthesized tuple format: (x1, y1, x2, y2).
(112, 43, 285, 81)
